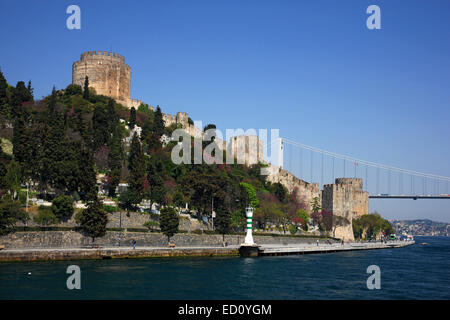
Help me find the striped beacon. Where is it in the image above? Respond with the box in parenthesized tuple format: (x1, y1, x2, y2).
(244, 206, 254, 245)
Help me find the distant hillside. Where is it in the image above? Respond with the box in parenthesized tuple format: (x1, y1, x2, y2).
(391, 219, 449, 236)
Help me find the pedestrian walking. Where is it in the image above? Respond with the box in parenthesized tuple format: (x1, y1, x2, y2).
(132, 239, 136, 250)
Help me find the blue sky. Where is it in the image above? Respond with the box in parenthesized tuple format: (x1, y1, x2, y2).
(0, 0, 449, 222)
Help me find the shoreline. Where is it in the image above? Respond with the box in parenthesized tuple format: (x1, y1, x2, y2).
(0, 246, 240, 263)
(0, 240, 415, 262)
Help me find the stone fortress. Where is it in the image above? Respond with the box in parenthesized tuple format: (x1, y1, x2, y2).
(72, 50, 264, 166)
(321, 178, 369, 240)
(72, 51, 368, 240)
(73, 51, 133, 107)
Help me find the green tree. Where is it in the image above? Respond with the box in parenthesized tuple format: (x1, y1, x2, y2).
(172, 191, 185, 208)
(129, 107, 136, 129)
(51, 195, 74, 221)
(240, 182, 259, 208)
(40, 89, 65, 190)
(311, 197, 322, 213)
(0, 67, 10, 117)
(12, 81, 32, 106)
(27, 80, 34, 101)
(65, 83, 82, 96)
(295, 208, 310, 231)
(127, 132, 146, 199)
(0, 161, 8, 190)
(83, 76, 89, 100)
(147, 160, 166, 207)
(159, 206, 179, 243)
(352, 212, 393, 240)
(11, 81, 31, 164)
(254, 193, 282, 230)
(144, 220, 159, 232)
(141, 116, 154, 142)
(271, 182, 287, 203)
(0, 198, 28, 235)
(231, 209, 246, 231)
(119, 189, 141, 213)
(154, 105, 165, 137)
(289, 224, 298, 235)
(215, 209, 231, 242)
(78, 147, 98, 201)
(76, 198, 108, 244)
(92, 105, 109, 150)
(5, 160, 22, 198)
(107, 125, 124, 197)
(34, 209, 58, 227)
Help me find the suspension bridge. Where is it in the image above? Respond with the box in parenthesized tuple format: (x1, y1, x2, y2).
(275, 137, 450, 200)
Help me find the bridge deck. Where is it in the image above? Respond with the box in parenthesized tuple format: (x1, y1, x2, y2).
(370, 195, 450, 199)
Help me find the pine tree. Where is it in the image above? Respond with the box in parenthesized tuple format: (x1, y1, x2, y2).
(77, 197, 108, 244)
(0, 161, 7, 190)
(141, 117, 153, 142)
(12, 81, 32, 107)
(215, 209, 232, 242)
(84, 120, 95, 152)
(83, 76, 89, 100)
(27, 80, 34, 101)
(0, 198, 28, 235)
(40, 89, 65, 189)
(106, 98, 119, 138)
(78, 146, 97, 201)
(128, 132, 145, 199)
(11, 82, 30, 164)
(154, 105, 165, 137)
(147, 160, 166, 206)
(107, 125, 123, 197)
(0, 67, 9, 117)
(159, 206, 179, 243)
(92, 106, 109, 150)
(104, 99, 123, 196)
(129, 107, 136, 129)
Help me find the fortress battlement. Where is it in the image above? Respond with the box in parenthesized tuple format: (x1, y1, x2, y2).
(79, 50, 126, 63)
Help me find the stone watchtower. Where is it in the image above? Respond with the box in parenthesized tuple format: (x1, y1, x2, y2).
(321, 178, 369, 241)
(72, 51, 131, 107)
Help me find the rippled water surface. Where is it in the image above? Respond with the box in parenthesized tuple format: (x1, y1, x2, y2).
(1, 236, 449, 299)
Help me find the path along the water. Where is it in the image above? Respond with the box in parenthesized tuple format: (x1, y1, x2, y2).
(0, 240, 415, 262)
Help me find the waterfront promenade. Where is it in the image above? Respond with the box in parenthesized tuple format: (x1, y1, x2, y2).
(0, 240, 415, 262)
(258, 240, 415, 256)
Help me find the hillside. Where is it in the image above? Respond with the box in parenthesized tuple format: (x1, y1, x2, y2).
(391, 219, 449, 236)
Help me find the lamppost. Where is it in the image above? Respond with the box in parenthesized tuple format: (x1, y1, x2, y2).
(118, 211, 122, 247)
(25, 181, 29, 226)
(211, 194, 215, 230)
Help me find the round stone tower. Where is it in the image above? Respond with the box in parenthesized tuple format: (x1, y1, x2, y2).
(72, 51, 131, 107)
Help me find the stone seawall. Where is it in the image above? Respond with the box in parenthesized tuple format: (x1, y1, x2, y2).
(0, 231, 327, 250)
(0, 247, 239, 262)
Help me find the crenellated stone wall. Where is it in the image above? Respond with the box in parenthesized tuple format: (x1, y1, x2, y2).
(128, 98, 144, 109)
(266, 167, 320, 211)
(321, 178, 369, 241)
